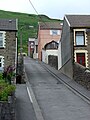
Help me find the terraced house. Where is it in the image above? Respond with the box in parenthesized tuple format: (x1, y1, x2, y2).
(60, 15, 90, 79)
(38, 22, 62, 61)
(0, 19, 18, 71)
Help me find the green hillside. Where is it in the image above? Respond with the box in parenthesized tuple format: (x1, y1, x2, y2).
(0, 10, 62, 53)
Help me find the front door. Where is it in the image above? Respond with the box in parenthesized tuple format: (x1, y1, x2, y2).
(76, 53, 85, 66)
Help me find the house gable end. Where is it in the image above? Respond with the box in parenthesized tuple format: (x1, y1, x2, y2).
(65, 15, 70, 27)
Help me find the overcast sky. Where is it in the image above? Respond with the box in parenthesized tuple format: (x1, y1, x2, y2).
(0, 0, 90, 19)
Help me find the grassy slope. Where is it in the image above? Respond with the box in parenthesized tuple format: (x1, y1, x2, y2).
(0, 10, 62, 53)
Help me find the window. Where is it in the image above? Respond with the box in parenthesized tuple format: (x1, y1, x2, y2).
(52, 30, 58, 35)
(0, 31, 6, 48)
(50, 30, 60, 35)
(0, 56, 4, 71)
(75, 31, 85, 45)
(0, 33, 3, 47)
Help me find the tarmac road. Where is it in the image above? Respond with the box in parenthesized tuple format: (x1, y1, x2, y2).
(24, 57, 90, 120)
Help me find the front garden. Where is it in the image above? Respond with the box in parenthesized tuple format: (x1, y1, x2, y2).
(0, 66, 16, 120)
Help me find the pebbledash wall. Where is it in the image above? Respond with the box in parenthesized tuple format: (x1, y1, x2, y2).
(0, 31, 17, 69)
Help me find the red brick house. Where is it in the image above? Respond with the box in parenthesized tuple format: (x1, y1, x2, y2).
(0, 19, 18, 71)
(38, 22, 62, 61)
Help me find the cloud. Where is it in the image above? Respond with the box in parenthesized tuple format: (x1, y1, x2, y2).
(0, 0, 90, 19)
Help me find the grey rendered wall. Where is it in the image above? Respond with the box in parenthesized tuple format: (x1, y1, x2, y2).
(60, 18, 73, 79)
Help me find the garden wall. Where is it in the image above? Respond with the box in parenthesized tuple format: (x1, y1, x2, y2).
(74, 62, 90, 90)
(0, 95, 15, 120)
(17, 54, 25, 84)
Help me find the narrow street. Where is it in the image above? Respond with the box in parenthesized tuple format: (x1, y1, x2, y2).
(24, 57, 90, 120)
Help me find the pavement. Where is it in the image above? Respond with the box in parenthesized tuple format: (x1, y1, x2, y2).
(15, 59, 90, 120)
(15, 77, 44, 120)
(15, 84, 37, 120)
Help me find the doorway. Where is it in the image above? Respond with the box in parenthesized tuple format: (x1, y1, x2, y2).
(76, 53, 85, 66)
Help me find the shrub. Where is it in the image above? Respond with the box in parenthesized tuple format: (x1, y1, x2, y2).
(0, 82, 16, 101)
(3, 65, 16, 84)
(0, 68, 16, 101)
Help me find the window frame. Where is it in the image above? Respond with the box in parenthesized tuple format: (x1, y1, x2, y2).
(0, 31, 6, 48)
(75, 31, 85, 46)
(74, 29, 87, 47)
(0, 56, 4, 71)
(50, 30, 60, 36)
(74, 50, 88, 68)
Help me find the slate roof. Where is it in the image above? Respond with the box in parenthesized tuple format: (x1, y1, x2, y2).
(0, 19, 18, 31)
(39, 22, 62, 30)
(65, 15, 90, 28)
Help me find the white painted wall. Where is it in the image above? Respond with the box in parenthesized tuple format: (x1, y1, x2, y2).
(42, 49, 47, 63)
(33, 53, 38, 59)
(46, 50, 58, 63)
(42, 41, 62, 70)
(42, 49, 58, 64)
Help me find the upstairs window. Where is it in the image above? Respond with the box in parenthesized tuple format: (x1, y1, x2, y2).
(0, 33, 3, 47)
(52, 30, 58, 35)
(0, 56, 4, 72)
(75, 31, 85, 46)
(0, 31, 6, 48)
(50, 30, 60, 35)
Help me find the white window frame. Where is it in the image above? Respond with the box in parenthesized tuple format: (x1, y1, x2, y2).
(0, 31, 6, 48)
(0, 56, 4, 71)
(74, 29, 87, 46)
(50, 30, 60, 35)
(75, 31, 84, 45)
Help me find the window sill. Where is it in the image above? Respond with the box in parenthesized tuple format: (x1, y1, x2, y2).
(0, 47, 5, 49)
(74, 45, 87, 47)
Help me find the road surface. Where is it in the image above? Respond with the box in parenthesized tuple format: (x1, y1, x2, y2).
(24, 57, 90, 120)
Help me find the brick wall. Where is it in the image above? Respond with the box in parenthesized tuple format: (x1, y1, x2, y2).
(74, 62, 90, 90)
(38, 29, 61, 61)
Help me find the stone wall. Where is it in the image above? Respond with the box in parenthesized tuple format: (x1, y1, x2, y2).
(16, 54, 25, 84)
(0, 31, 16, 68)
(0, 94, 15, 120)
(87, 31, 90, 68)
(74, 62, 90, 90)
